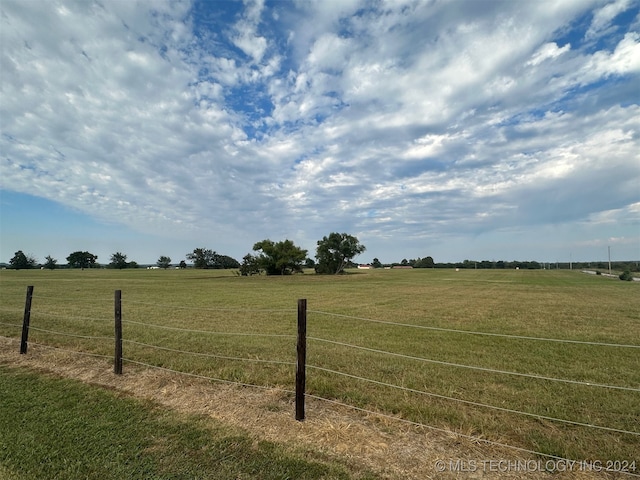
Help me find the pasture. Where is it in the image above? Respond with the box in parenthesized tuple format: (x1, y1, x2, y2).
(0, 267, 638, 470)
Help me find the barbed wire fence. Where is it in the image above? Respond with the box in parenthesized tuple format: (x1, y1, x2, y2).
(2, 285, 639, 477)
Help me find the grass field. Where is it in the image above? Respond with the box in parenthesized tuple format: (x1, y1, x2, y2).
(1, 267, 638, 469)
(0, 366, 374, 480)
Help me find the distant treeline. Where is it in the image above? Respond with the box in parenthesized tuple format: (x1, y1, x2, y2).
(409, 260, 639, 272)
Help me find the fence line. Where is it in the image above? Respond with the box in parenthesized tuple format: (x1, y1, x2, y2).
(7, 287, 639, 469)
(9, 335, 639, 478)
(306, 364, 639, 436)
(304, 393, 640, 478)
(127, 300, 296, 313)
(310, 310, 640, 349)
(28, 326, 113, 341)
(0, 307, 26, 313)
(31, 311, 110, 323)
(27, 341, 112, 360)
(30, 294, 113, 304)
(0, 321, 22, 328)
(122, 357, 296, 395)
(122, 319, 295, 338)
(123, 339, 296, 366)
(308, 336, 640, 392)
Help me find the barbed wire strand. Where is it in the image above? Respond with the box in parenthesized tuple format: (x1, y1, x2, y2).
(123, 340, 296, 366)
(0, 321, 22, 328)
(122, 358, 295, 395)
(123, 319, 295, 338)
(308, 337, 640, 392)
(306, 364, 639, 436)
(7, 334, 638, 477)
(28, 341, 112, 360)
(304, 393, 640, 478)
(28, 326, 112, 341)
(127, 300, 295, 313)
(309, 310, 640, 349)
(31, 311, 110, 323)
(0, 306, 25, 312)
(31, 294, 112, 304)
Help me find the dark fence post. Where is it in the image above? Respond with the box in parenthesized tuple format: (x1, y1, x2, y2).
(296, 298, 307, 421)
(19, 285, 34, 354)
(114, 290, 123, 374)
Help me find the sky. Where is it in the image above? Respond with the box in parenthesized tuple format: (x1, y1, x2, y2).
(1, 0, 639, 266)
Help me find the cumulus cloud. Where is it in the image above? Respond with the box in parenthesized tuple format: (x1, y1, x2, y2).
(1, 0, 638, 262)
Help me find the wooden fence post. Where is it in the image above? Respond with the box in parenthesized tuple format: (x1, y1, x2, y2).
(114, 290, 123, 374)
(296, 298, 307, 421)
(19, 285, 34, 354)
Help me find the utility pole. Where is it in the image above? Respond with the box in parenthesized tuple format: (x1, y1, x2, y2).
(608, 246, 611, 275)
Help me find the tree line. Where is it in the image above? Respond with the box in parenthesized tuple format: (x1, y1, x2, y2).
(6, 236, 638, 279)
(5, 232, 367, 276)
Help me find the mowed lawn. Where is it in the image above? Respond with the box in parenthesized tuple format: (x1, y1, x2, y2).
(1, 267, 638, 464)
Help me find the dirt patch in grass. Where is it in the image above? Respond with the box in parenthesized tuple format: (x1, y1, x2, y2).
(0, 337, 614, 479)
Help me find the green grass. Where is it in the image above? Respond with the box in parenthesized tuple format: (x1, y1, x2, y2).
(1, 268, 639, 463)
(0, 366, 376, 480)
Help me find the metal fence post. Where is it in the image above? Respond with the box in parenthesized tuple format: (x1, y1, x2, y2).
(114, 290, 123, 374)
(19, 286, 34, 354)
(296, 298, 307, 421)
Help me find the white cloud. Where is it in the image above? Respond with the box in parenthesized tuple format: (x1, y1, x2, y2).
(586, 0, 632, 38)
(527, 42, 572, 66)
(1, 0, 639, 263)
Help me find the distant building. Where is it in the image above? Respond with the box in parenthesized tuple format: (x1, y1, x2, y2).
(392, 265, 413, 269)
(358, 264, 372, 269)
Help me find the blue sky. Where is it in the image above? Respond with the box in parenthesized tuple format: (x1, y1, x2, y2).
(1, 0, 639, 266)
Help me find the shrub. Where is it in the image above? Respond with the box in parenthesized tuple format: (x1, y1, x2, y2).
(619, 270, 634, 281)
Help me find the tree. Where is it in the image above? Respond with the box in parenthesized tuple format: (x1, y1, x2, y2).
(216, 255, 240, 269)
(238, 254, 262, 276)
(315, 232, 366, 274)
(43, 255, 58, 270)
(187, 248, 216, 268)
(186, 248, 239, 269)
(414, 256, 435, 268)
(619, 270, 634, 281)
(109, 252, 128, 269)
(252, 239, 307, 275)
(179, 260, 187, 269)
(157, 256, 172, 269)
(67, 251, 98, 269)
(371, 258, 383, 268)
(9, 250, 37, 270)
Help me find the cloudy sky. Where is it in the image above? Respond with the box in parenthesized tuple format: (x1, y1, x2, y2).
(1, 0, 639, 266)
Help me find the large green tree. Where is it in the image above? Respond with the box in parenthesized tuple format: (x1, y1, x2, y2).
(109, 252, 128, 269)
(186, 248, 216, 268)
(315, 232, 366, 274)
(9, 250, 37, 270)
(252, 239, 307, 275)
(157, 256, 172, 269)
(66, 251, 98, 269)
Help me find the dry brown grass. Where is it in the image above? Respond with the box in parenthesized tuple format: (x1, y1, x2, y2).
(1, 336, 617, 480)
